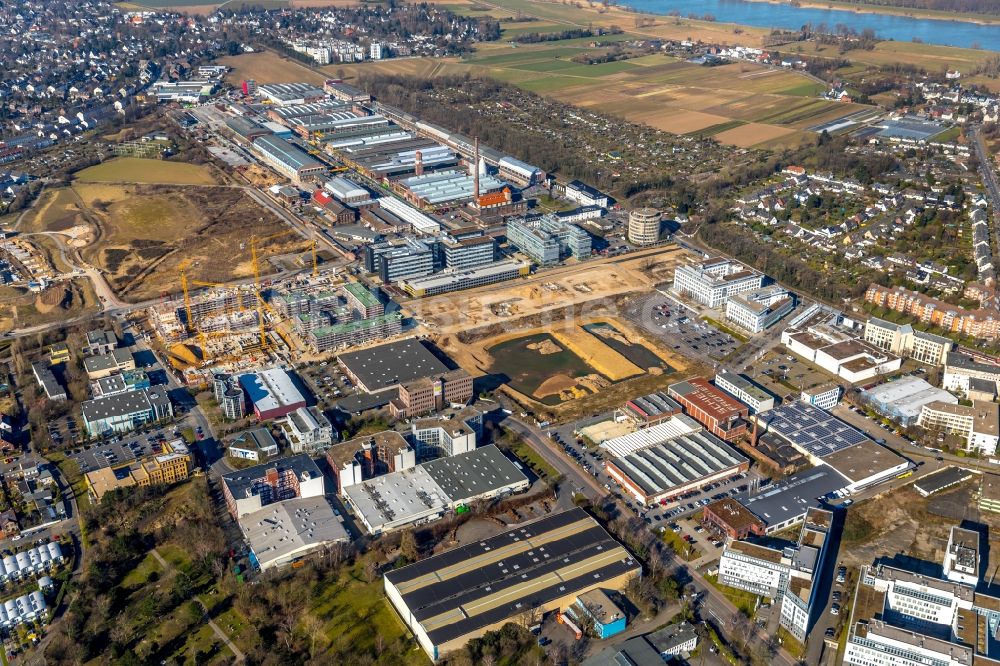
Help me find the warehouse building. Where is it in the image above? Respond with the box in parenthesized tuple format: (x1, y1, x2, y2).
(266, 100, 351, 123)
(323, 176, 371, 204)
(399, 169, 508, 208)
(742, 467, 849, 533)
(781, 320, 902, 383)
(506, 214, 591, 266)
(400, 260, 529, 297)
(344, 444, 528, 534)
(714, 369, 775, 414)
(672, 257, 763, 308)
(820, 439, 911, 493)
(497, 155, 543, 186)
(668, 377, 748, 441)
(600, 414, 702, 458)
(257, 83, 326, 106)
(863, 376, 957, 426)
(239, 368, 307, 421)
(241, 497, 349, 571)
(384, 508, 640, 661)
(703, 498, 766, 540)
(603, 427, 749, 506)
(251, 135, 326, 182)
(914, 466, 976, 498)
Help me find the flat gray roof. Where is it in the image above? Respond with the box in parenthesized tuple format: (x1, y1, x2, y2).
(743, 466, 848, 528)
(241, 497, 349, 569)
(338, 338, 450, 392)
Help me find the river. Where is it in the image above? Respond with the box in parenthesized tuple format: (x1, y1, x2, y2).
(621, 0, 1000, 50)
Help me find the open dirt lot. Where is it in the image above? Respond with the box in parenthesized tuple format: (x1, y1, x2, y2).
(713, 122, 798, 148)
(0, 278, 99, 333)
(24, 183, 308, 303)
(75, 158, 219, 185)
(409, 245, 691, 334)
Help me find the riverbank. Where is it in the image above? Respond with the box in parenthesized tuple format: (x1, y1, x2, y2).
(742, 0, 1000, 26)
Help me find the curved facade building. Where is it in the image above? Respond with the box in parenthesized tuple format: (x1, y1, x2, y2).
(628, 208, 661, 246)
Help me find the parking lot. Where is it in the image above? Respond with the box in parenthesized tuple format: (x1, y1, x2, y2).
(745, 350, 835, 397)
(67, 423, 188, 475)
(625, 294, 741, 363)
(298, 360, 357, 409)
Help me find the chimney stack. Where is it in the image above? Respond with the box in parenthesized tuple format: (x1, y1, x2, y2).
(414, 150, 423, 176)
(474, 136, 480, 201)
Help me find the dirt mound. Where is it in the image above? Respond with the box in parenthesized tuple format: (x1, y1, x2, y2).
(35, 286, 71, 313)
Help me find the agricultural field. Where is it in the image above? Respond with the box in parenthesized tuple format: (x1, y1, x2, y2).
(217, 51, 328, 86)
(75, 158, 219, 186)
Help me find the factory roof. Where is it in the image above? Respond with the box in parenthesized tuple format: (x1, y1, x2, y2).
(241, 497, 350, 569)
(269, 99, 351, 120)
(820, 439, 908, 486)
(337, 338, 451, 393)
(384, 508, 639, 647)
(258, 82, 326, 102)
(399, 169, 507, 205)
(252, 135, 324, 172)
(623, 391, 684, 422)
(704, 498, 765, 534)
(601, 414, 702, 458)
(608, 430, 748, 498)
(324, 176, 368, 201)
(742, 466, 849, 528)
(378, 196, 441, 234)
(238, 368, 306, 413)
(756, 401, 871, 458)
(668, 377, 748, 421)
(220, 453, 323, 500)
(344, 445, 527, 533)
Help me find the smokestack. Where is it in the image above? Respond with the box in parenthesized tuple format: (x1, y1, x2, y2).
(474, 136, 480, 200)
(750, 416, 759, 447)
(414, 150, 423, 176)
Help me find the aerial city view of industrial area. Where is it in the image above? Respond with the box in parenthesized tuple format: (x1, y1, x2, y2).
(5, 0, 1000, 664)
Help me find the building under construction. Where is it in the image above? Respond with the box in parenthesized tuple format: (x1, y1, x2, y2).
(149, 286, 259, 342)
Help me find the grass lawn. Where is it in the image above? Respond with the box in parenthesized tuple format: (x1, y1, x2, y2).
(310, 561, 429, 665)
(777, 81, 826, 97)
(508, 439, 560, 480)
(933, 126, 962, 143)
(705, 574, 761, 617)
(122, 552, 165, 589)
(75, 158, 217, 185)
(661, 530, 702, 562)
(776, 626, 807, 659)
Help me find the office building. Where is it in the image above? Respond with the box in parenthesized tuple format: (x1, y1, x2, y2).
(85, 440, 191, 501)
(782, 325, 901, 383)
(668, 377, 749, 441)
(672, 257, 764, 309)
(719, 508, 834, 642)
(627, 208, 661, 246)
(363, 238, 436, 283)
(843, 527, 1000, 666)
(440, 234, 496, 271)
(714, 369, 774, 414)
(726, 286, 794, 333)
(279, 406, 334, 453)
(506, 214, 591, 265)
(326, 431, 414, 495)
(801, 383, 841, 411)
(221, 454, 325, 519)
(863, 318, 953, 365)
(943, 352, 1000, 394)
(565, 180, 609, 208)
(646, 622, 698, 660)
(918, 400, 1000, 455)
(409, 407, 483, 458)
(83, 348, 135, 380)
(703, 498, 766, 540)
(31, 362, 66, 401)
(384, 508, 639, 660)
(400, 260, 530, 297)
(569, 589, 626, 639)
(337, 339, 472, 418)
(81, 388, 173, 436)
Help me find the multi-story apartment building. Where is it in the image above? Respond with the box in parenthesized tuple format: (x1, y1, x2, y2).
(943, 351, 1000, 393)
(344, 283, 384, 319)
(221, 454, 326, 518)
(863, 317, 954, 365)
(865, 284, 1000, 340)
(85, 440, 192, 501)
(725, 285, 794, 333)
(280, 406, 334, 453)
(506, 215, 591, 265)
(718, 508, 833, 642)
(673, 257, 764, 309)
(309, 312, 403, 353)
(917, 400, 1000, 455)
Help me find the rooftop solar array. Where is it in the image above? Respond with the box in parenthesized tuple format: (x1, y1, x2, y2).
(758, 401, 870, 458)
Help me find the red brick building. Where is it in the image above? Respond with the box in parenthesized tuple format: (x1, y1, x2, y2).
(667, 377, 748, 441)
(703, 499, 765, 540)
